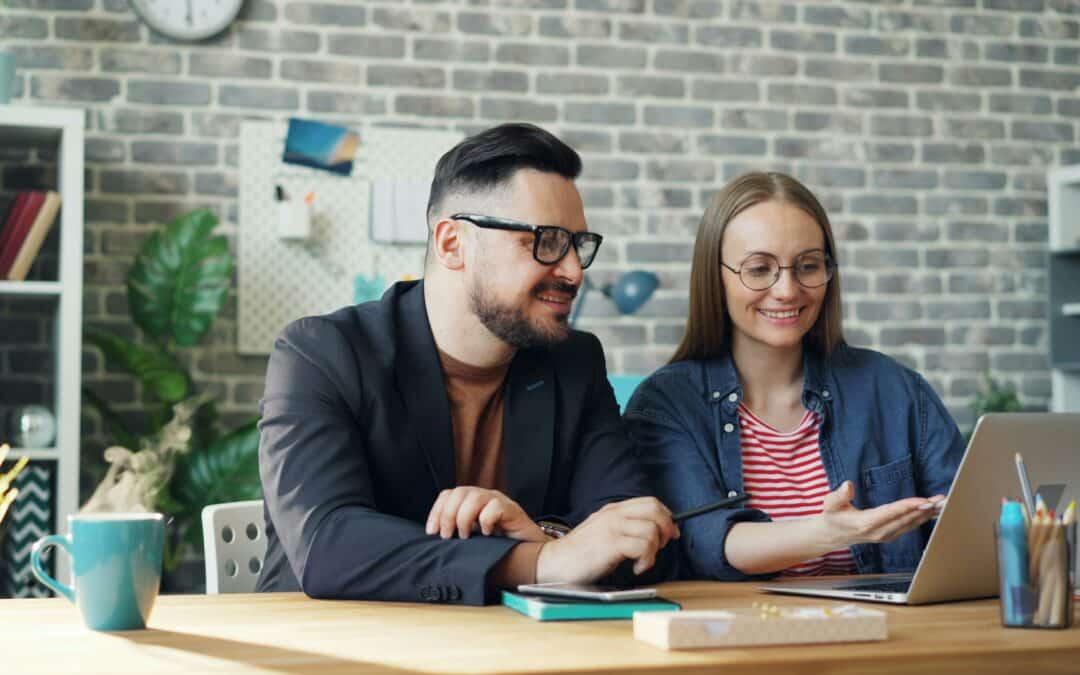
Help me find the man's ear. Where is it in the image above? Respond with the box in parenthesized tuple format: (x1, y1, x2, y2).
(431, 217, 466, 271)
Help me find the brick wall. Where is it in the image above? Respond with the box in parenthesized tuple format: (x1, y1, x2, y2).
(2, 0, 1077, 476)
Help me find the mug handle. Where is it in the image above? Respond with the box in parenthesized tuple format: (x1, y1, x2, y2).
(31, 535, 75, 602)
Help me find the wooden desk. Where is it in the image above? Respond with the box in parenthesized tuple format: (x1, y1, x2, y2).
(3, 582, 1077, 674)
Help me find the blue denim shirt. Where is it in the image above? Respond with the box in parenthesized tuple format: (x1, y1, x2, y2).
(624, 345, 965, 581)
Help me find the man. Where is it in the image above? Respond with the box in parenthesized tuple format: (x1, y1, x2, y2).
(256, 123, 678, 604)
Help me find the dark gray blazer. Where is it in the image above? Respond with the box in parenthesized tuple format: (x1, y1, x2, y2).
(255, 280, 670, 604)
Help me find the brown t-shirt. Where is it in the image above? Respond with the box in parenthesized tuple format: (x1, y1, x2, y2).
(437, 347, 511, 490)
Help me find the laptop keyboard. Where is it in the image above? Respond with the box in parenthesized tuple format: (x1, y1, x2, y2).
(835, 580, 912, 594)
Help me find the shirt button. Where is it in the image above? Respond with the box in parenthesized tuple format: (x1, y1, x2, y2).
(727, 490, 738, 498)
(822, 390, 831, 399)
(723, 423, 734, 433)
(727, 393, 738, 403)
(712, 390, 721, 400)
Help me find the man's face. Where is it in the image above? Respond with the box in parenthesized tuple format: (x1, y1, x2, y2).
(466, 169, 587, 349)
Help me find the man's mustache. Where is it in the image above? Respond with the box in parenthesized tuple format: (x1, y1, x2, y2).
(533, 281, 579, 300)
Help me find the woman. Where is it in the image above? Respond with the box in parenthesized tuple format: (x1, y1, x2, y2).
(625, 172, 964, 580)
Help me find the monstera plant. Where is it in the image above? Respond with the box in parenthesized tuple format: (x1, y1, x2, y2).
(83, 208, 261, 572)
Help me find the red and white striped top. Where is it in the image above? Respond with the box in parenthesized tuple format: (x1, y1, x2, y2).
(738, 403, 857, 577)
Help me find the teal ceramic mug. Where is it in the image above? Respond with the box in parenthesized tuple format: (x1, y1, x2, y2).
(31, 513, 164, 631)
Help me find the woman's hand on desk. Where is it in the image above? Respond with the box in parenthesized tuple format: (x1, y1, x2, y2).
(425, 487, 547, 543)
(818, 481, 946, 548)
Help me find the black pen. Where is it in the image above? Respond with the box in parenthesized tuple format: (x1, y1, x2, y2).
(672, 493, 752, 522)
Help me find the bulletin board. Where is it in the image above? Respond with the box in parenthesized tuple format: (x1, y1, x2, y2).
(237, 121, 462, 355)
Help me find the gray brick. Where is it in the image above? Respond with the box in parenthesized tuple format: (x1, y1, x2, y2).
(950, 14, 1015, 36)
(132, 141, 217, 166)
(1019, 325, 1045, 346)
(644, 105, 713, 128)
(767, 83, 836, 105)
(656, 48, 725, 72)
(948, 65, 1012, 87)
(85, 138, 125, 164)
(1015, 222, 1048, 242)
(943, 170, 1007, 190)
(857, 301, 922, 322)
(195, 172, 238, 197)
(480, 98, 558, 121)
(375, 8, 451, 32)
(864, 142, 915, 162)
(536, 72, 608, 95)
(698, 135, 766, 156)
(109, 108, 184, 135)
(922, 143, 985, 164)
(55, 16, 139, 41)
(0, 16, 48, 39)
(626, 242, 694, 263)
(10, 45, 92, 70)
(880, 328, 946, 347)
(368, 65, 445, 88)
(98, 48, 181, 74)
(1013, 172, 1046, 191)
(924, 351, 989, 372)
(538, 16, 611, 39)
(414, 39, 490, 63)
(1012, 120, 1074, 142)
(617, 75, 684, 98)
(190, 53, 272, 79)
(949, 326, 1014, 347)
(998, 301, 1045, 319)
(578, 44, 647, 69)
(775, 137, 856, 160)
(983, 0, 1043, 10)
(101, 170, 188, 195)
(497, 43, 570, 66)
(804, 5, 872, 28)
(729, 0, 797, 22)
(619, 21, 690, 43)
(1021, 375, 1051, 398)
(876, 273, 943, 294)
(804, 58, 873, 81)
(621, 132, 688, 154)
(281, 59, 360, 84)
(240, 28, 320, 53)
(494, 0, 567, 6)
(457, 11, 530, 35)
(564, 129, 615, 153)
(655, 0, 725, 18)
(307, 92, 386, 115)
(845, 88, 909, 108)
(396, 95, 474, 118)
(566, 102, 635, 125)
(720, 108, 788, 131)
(456, 69, 528, 93)
(328, 33, 404, 58)
(1058, 99, 1080, 118)
(794, 112, 862, 134)
(582, 186, 616, 208)
(873, 169, 938, 190)
(31, 75, 119, 103)
(691, 79, 758, 102)
(576, 0, 645, 11)
(1055, 46, 1080, 65)
(926, 195, 988, 215)
(240, 0, 277, 21)
(916, 91, 982, 112)
(851, 195, 917, 215)
(845, 35, 910, 57)
(771, 30, 835, 53)
(944, 118, 1005, 140)
(833, 221, 870, 243)
(5, 0, 92, 8)
(284, 3, 366, 26)
(1019, 68, 1080, 91)
(1020, 16, 1079, 38)
(85, 199, 129, 224)
(926, 248, 990, 268)
(994, 197, 1046, 217)
(946, 221, 1009, 242)
(986, 43, 1049, 63)
(870, 115, 933, 137)
(219, 85, 298, 110)
(729, 53, 797, 76)
(878, 10, 947, 32)
(795, 165, 866, 188)
(581, 159, 640, 181)
(989, 93, 1051, 114)
(854, 247, 920, 268)
(646, 159, 715, 182)
(880, 63, 944, 84)
(696, 26, 762, 47)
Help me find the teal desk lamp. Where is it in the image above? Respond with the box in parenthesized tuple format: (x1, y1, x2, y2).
(569, 270, 659, 328)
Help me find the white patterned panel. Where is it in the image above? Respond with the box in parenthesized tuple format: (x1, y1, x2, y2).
(238, 122, 463, 355)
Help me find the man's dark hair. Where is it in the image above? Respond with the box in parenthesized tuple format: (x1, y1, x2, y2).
(425, 123, 582, 224)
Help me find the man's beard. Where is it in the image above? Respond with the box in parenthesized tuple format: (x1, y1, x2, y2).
(469, 279, 577, 349)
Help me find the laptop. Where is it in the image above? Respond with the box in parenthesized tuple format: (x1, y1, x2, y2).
(759, 413, 1080, 605)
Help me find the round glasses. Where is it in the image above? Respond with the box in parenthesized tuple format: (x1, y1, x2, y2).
(720, 251, 835, 291)
(451, 213, 603, 269)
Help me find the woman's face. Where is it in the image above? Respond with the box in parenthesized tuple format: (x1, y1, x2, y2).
(720, 199, 829, 352)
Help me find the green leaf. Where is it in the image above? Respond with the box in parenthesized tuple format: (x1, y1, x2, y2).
(128, 208, 233, 347)
(81, 385, 140, 451)
(84, 328, 189, 403)
(167, 419, 262, 519)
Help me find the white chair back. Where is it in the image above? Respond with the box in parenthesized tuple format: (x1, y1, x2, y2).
(201, 500, 267, 594)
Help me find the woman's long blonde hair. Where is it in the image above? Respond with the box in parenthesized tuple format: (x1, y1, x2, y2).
(670, 171, 845, 364)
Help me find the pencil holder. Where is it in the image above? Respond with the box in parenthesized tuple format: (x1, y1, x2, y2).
(995, 521, 1075, 629)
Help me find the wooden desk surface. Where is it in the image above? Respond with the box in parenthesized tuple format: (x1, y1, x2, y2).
(3, 582, 1078, 674)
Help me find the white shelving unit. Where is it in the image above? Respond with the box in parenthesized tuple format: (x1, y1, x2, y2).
(0, 106, 84, 585)
(1048, 165, 1080, 413)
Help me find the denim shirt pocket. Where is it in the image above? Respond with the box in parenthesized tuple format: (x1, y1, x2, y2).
(860, 454, 916, 505)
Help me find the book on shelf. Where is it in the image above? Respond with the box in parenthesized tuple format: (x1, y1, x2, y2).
(5, 191, 61, 281)
(0, 192, 41, 270)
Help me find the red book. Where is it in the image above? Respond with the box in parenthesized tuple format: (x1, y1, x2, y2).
(0, 191, 45, 278)
(7, 191, 61, 281)
(0, 192, 32, 259)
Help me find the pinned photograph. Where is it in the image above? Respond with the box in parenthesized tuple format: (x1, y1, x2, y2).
(282, 118, 359, 176)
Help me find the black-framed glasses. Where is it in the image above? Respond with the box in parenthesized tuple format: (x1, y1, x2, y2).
(721, 250, 835, 291)
(450, 213, 603, 269)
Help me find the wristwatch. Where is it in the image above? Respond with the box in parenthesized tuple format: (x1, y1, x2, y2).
(537, 520, 570, 539)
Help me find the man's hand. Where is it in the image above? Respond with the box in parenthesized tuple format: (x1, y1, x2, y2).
(818, 481, 946, 548)
(535, 497, 680, 584)
(425, 486, 546, 542)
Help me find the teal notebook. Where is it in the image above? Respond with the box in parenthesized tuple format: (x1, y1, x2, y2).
(501, 591, 681, 621)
